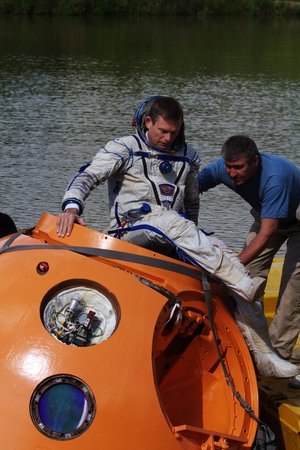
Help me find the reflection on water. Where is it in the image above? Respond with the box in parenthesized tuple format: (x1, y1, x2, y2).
(1, 16, 300, 252)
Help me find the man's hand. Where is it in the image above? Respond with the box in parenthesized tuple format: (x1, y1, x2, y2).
(56, 209, 86, 237)
(238, 217, 278, 265)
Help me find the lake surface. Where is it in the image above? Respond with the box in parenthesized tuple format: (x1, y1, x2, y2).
(1, 15, 300, 252)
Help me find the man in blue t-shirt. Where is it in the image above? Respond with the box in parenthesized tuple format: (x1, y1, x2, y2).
(199, 135, 300, 386)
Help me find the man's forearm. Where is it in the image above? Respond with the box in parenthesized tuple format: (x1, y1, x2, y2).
(238, 235, 269, 266)
(238, 217, 278, 266)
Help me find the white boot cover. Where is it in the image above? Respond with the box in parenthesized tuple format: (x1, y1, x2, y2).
(210, 237, 265, 303)
(234, 300, 300, 378)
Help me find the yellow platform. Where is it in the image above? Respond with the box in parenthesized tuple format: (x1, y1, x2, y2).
(260, 258, 300, 450)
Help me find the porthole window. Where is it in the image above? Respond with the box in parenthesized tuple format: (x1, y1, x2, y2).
(30, 374, 96, 440)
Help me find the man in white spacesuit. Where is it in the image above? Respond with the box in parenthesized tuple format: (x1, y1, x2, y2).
(56, 96, 299, 378)
(57, 96, 263, 302)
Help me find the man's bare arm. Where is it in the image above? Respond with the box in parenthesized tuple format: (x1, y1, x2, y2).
(238, 217, 279, 266)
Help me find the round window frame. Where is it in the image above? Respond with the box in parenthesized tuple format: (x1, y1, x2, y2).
(40, 279, 121, 347)
(30, 374, 96, 440)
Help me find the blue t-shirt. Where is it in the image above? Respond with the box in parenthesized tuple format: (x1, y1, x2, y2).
(198, 153, 300, 219)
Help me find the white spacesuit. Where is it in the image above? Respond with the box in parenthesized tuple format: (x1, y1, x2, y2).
(61, 96, 298, 378)
(63, 103, 263, 303)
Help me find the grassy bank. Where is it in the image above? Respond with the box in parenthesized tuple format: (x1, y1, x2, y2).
(0, 0, 299, 16)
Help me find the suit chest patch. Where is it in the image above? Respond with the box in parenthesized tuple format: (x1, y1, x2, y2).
(159, 184, 175, 196)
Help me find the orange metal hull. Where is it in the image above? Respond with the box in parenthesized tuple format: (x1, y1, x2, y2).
(0, 213, 258, 449)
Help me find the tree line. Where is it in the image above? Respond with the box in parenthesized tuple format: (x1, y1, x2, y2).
(0, 0, 299, 16)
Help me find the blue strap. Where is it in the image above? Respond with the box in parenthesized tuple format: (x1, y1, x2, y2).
(121, 223, 207, 271)
(114, 202, 122, 227)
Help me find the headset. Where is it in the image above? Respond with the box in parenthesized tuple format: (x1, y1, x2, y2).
(132, 95, 163, 136)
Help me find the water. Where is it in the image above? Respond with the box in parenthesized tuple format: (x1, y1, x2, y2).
(1, 16, 300, 252)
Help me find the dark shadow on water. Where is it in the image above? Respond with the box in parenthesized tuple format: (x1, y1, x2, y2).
(1, 16, 300, 79)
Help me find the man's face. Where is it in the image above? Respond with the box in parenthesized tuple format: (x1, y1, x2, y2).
(145, 115, 182, 150)
(224, 155, 259, 186)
